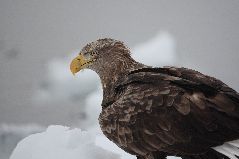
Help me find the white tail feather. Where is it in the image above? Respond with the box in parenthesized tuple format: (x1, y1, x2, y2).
(229, 140, 239, 148)
(223, 143, 239, 156)
(213, 139, 239, 159)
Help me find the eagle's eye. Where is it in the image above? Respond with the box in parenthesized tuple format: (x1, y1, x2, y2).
(83, 52, 91, 60)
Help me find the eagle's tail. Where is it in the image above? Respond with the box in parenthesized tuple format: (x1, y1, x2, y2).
(138, 140, 239, 159)
(213, 139, 239, 159)
(182, 139, 239, 159)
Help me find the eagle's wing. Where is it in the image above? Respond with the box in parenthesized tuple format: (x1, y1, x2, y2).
(115, 67, 239, 155)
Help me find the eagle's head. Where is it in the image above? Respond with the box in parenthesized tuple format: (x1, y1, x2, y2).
(70, 38, 131, 75)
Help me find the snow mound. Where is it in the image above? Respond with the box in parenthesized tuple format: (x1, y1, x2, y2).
(10, 125, 120, 159)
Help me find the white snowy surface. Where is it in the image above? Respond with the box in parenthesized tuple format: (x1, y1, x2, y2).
(10, 125, 121, 159)
(11, 32, 179, 159)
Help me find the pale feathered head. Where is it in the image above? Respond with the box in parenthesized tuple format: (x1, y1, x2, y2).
(70, 38, 132, 75)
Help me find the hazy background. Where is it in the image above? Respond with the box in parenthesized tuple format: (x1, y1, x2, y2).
(0, 0, 239, 158)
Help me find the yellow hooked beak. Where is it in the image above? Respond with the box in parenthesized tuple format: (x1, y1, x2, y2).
(70, 54, 88, 75)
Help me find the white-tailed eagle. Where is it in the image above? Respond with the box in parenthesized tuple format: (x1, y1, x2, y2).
(70, 38, 239, 159)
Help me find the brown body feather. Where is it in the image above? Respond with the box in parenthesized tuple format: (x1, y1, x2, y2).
(99, 67, 239, 159)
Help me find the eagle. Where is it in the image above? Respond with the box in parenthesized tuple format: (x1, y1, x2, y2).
(70, 38, 239, 159)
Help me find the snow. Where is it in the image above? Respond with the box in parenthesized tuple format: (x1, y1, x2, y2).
(11, 31, 180, 159)
(10, 125, 121, 159)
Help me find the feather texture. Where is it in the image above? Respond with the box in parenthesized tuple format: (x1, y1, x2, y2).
(99, 67, 239, 159)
